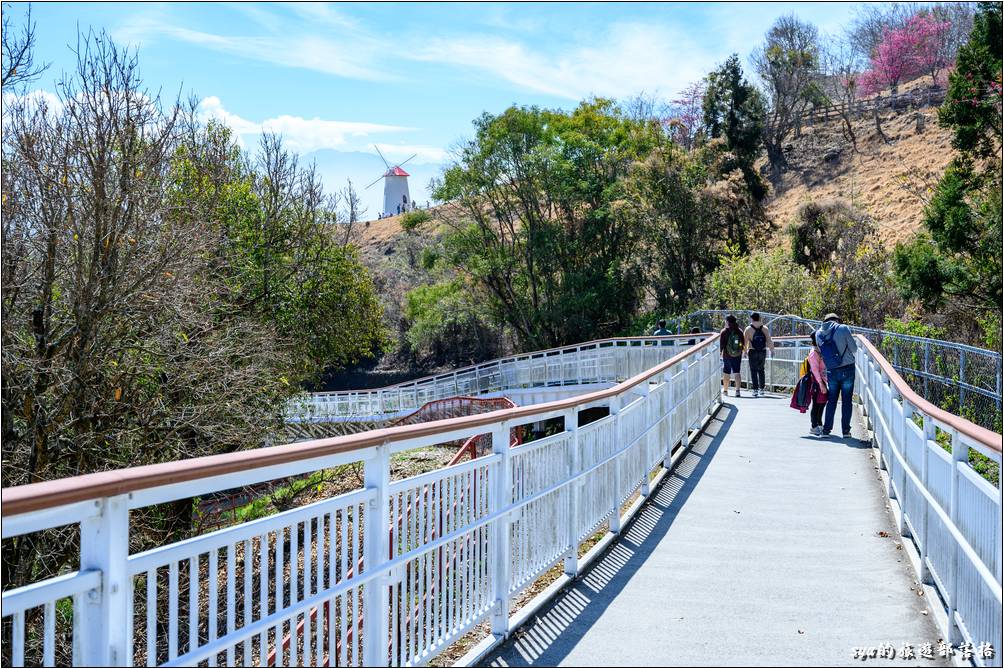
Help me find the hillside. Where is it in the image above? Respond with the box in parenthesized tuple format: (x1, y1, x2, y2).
(766, 83, 956, 245)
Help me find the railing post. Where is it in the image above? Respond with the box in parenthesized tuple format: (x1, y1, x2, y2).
(919, 415, 934, 585)
(923, 342, 930, 400)
(663, 368, 675, 470)
(609, 396, 622, 535)
(639, 383, 651, 498)
(564, 409, 580, 577)
(947, 429, 965, 646)
(363, 445, 391, 666)
(959, 351, 967, 412)
(491, 422, 512, 637)
(78, 494, 130, 666)
(898, 399, 912, 538)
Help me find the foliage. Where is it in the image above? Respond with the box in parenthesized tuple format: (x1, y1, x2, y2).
(789, 198, 873, 268)
(881, 316, 947, 341)
(702, 55, 768, 207)
(752, 15, 824, 174)
(403, 279, 499, 366)
(938, 2, 1003, 162)
(623, 143, 761, 313)
(858, 14, 952, 95)
(0, 33, 386, 589)
(699, 245, 825, 318)
(788, 199, 903, 328)
(173, 128, 388, 384)
(432, 99, 661, 350)
(894, 4, 1002, 349)
(666, 80, 706, 151)
(400, 208, 432, 233)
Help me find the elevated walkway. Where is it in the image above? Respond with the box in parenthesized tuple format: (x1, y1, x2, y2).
(483, 396, 945, 666)
(1, 334, 999, 668)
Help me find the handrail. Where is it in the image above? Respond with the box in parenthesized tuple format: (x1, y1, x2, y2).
(305, 333, 701, 399)
(856, 335, 1002, 453)
(0, 334, 719, 517)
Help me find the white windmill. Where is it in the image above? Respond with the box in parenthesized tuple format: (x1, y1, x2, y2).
(366, 146, 417, 217)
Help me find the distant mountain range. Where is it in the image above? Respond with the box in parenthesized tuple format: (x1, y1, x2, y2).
(302, 149, 444, 220)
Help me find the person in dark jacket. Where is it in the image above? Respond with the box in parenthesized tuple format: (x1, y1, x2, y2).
(815, 313, 858, 437)
(743, 312, 774, 397)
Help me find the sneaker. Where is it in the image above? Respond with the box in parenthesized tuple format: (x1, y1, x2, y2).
(736, 390, 742, 397)
(843, 431, 853, 438)
(812, 426, 823, 436)
(755, 389, 762, 397)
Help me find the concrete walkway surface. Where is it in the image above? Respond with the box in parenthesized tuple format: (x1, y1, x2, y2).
(482, 393, 947, 667)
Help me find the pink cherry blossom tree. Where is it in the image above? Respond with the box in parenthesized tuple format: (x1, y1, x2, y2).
(858, 13, 953, 96)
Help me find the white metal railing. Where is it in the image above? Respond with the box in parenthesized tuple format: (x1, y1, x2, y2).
(1, 335, 722, 667)
(287, 337, 695, 423)
(856, 336, 1003, 666)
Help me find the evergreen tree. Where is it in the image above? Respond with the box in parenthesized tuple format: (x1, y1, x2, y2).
(893, 2, 1002, 346)
(702, 54, 768, 203)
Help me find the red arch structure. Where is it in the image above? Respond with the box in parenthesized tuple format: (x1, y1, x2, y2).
(387, 396, 523, 465)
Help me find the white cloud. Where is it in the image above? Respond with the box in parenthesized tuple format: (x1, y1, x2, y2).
(412, 22, 711, 101)
(114, 11, 390, 82)
(196, 96, 416, 154)
(1, 89, 63, 115)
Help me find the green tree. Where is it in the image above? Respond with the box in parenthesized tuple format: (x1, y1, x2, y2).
(700, 246, 825, 317)
(621, 144, 725, 313)
(788, 199, 903, 328)
(893, 3, 1002, 345)
(703, 55, 769, 206)
(173, 126, 388, 383)
(433, 99, 660, 349)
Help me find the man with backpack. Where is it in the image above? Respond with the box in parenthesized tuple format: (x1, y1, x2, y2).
(815, 313, 859, 438)
(719, 314, 745, 397)
(743, 312, 774, 397)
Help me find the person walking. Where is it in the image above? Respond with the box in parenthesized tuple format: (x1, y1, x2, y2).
(803, 332, 828, 435)
(815, 313, 858, 437)
(720, 314, 745, 397)
(652, 319, 671, 336)
(743, 312, 774, 397)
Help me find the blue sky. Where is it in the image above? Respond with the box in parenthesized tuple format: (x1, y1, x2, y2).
(7, 2, 866, 216)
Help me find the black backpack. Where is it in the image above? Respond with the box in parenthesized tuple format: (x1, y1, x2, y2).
(751, 324, 767, 351)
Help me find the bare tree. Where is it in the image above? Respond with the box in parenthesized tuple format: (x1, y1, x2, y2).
(821, 37, 861, 151)
(847, 3, 920, 62)
(337, 178, 366, 247)
(1, 3, 48, 89)
(752, 15, 823, 176)
(1, 32, 290, 590)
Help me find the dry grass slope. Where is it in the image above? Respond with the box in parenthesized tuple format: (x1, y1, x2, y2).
(766, 92, 955, 246)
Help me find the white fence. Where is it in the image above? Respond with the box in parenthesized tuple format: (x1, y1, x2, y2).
(287, 337, 695, 423)
(1, 336, 722, 667)
(856, 337, 1003, 666)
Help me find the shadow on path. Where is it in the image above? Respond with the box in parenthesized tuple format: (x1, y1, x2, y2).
(484, 403, 738, 667)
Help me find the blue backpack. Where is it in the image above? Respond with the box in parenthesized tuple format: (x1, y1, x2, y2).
(818, 328, 847, 369)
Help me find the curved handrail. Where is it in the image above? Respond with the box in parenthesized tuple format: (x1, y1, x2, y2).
(856, 335, 1002, 453)
(1, 334, 720, 517)
(304, 333, 703, 399)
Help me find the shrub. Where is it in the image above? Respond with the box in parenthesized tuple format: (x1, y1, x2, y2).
(699, 245, 825, 317)
(400, 208, 432, 232)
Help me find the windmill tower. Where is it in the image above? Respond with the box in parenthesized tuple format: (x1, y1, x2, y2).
(366, 147, 417, 217)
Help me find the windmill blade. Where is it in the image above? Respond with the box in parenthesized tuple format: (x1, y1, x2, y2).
(365, 174, 383, 189)
(398, 153, 418, 168)
(374, 145, 391, 169)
